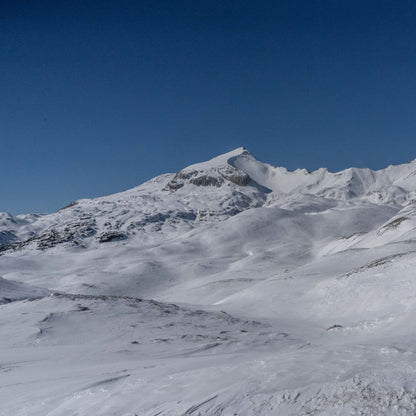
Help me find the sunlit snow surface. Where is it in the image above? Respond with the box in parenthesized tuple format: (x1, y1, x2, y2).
(3, 148, 416, 415)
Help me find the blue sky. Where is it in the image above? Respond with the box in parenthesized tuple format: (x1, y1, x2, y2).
(1, 1, 416, 214)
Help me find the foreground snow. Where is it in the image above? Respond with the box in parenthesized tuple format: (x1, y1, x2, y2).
(2, 148, 416, 414)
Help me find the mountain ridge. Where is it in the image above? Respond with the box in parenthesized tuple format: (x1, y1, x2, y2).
(1, 147, 416, 254)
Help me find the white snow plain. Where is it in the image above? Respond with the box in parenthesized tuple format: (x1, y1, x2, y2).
(2, 147, 416, 415)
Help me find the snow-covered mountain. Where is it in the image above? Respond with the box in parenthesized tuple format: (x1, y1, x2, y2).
(3, 147, 416, 415)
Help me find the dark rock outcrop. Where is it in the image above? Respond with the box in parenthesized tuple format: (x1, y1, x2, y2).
(97, 231, 127, 243)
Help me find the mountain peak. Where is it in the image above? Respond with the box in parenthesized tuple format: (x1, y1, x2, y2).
(184, 147, 251, 171)
(164, 147, 255, 191)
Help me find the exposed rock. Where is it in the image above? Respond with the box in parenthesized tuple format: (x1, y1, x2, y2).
(326, 324, 343, 331)
(97, 231, 128, 243)
(0, 230, 17, 245)
(0, 219, 97, 253)
(224, 172, 251, 186)
(58, 201, 78, 211)
(165, 181, 184, 190)
(379, 216, 408, 233)
(165, 166, 251, 191)
(190, 175, 223, 187)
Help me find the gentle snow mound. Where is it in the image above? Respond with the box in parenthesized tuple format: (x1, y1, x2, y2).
(0, 276, 49, 303)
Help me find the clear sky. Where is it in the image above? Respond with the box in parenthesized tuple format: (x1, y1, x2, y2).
(2, 0, 416, 214)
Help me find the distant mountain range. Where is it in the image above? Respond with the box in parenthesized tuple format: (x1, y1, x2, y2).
(2, 147, 416, 255)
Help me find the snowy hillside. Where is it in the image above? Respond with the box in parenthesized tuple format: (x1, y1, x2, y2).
(2, 148, 416, 415)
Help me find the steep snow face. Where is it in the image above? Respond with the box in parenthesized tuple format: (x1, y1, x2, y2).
(3, 148, 416, 415)
(231, 151, 416, 204)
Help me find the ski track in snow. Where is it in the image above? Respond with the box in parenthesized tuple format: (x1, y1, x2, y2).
(2, 148, 416, 414)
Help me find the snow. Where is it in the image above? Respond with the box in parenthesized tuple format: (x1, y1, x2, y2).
(0, 275, 49, 303)
(2, 148, 416, 414)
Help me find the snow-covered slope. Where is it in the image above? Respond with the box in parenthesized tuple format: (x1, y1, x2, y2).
(2, 148, 416, 415)
(0, 275, 49, 303)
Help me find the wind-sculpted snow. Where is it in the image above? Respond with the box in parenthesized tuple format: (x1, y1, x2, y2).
(0, 275, 50, 303)
(3, 148, 416, 414)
